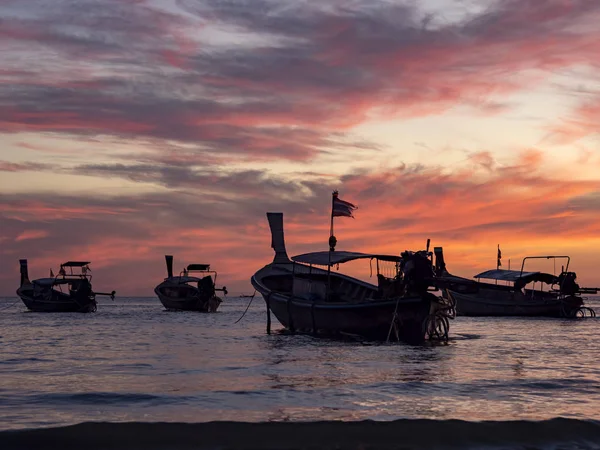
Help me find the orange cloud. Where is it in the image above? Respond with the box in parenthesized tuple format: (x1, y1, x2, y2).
(3, 151, 600, 294)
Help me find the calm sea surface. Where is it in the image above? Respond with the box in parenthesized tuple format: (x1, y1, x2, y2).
(2, 295, 600, 438)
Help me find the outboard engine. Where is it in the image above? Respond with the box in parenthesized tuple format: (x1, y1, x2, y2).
(165, 255, 174, 278)
(558, 271, 580, 296)
(401, 250, 434, 295)
(19, 259, 30, 286)
(198, 275, 215, 298)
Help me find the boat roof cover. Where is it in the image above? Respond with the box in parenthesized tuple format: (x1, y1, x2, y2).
(292, 251, 401, 266)
(169, 275, 212, 283)
(33, 277, 81, 286)
(61, 261, 91, 267)
(187, 264, 210, 271)
(473, 269, 557, 284)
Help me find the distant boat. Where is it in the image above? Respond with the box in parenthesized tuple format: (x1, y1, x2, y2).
(16, 260, 115, 313)
(154, 255, 227, 312)
(434, 248, 597, 318)
(250, 213, 454, 344)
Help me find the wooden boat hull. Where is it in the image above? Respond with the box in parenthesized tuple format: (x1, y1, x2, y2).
(16, 287, 97, 313)
(250, 265, 443, 344)
(448, 286, 583, 317)
(257, 289, 433, 343)
(154, 284, 222, 312)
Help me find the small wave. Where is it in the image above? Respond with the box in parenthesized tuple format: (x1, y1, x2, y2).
(451, 333, 482, 340)
(2, 418, 600, 449)
(1, 357, 54, 364)
(112, 363, 154, 369)
(29, 392, 191, 406)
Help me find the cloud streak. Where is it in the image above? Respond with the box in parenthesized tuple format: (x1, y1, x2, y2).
(3, 152, 600, 293)
(2, 0, 600, 161)
(2, 0, 600, 294)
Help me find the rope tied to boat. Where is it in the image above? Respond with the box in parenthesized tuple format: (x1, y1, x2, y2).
(0, 298, 21, 311)
(575, 307, 596, 318)
(234, 290, 257, 324)
(386, 297, 402, 343)
(559, 295, 596, 318)
(266, 292, 273, 335)
(422, 290, 457, 343)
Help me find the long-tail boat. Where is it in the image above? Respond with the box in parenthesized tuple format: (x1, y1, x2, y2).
(154, 255, 227, 312)
(250, 213, 454, 344)
(17, 260, 115, 313)
(434, 248, 597, 318)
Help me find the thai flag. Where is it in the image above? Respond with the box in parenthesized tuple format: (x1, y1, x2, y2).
(332, 192, 357, 218)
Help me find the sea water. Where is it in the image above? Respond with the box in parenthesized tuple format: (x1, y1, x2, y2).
(2, 296, 600, 448)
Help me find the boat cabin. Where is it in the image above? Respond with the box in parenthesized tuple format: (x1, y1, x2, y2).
(474, 269, 559, 292)
(287, 251, 397, 303)
(175, 264, 219, 294)
(31, 261, 93, 297)
(58, 261, 92, 277)
(275, 249, 435, 303)
(472, 256, 594, 297)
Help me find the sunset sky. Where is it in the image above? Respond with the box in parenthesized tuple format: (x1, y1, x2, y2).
(2, 0, 600, 295)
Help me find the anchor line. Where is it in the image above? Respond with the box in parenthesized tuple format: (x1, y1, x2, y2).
(386, 296, 402, 343)
(0, 298, 21, 311)
(265, 292, 273, 334)
(234, 290, 257, 324)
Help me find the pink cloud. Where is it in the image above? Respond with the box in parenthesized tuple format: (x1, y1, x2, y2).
(1, 0, 599, 161)
(15, 230, 49, 242)
(0, 160, 53, 172)
(552, 95, 600, 143)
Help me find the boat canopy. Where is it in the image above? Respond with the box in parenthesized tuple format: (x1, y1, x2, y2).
(173, 275, 211, 283)
(187, 264, 210, 271)
(33, 278, 76, 287)
(61, 261, 91, 267)
(474, 269, 558, 284)
(292, 251, 401, 266)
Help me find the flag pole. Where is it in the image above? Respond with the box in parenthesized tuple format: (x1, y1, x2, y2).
(330, 191, 335, 240)
(326, 191, 338, 301)
(497, 244, 500, 270)
(329, 190, 338, 252)
(496, 244, 500, 285)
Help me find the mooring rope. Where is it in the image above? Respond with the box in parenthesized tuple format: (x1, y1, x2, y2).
(234, 290, 257, 324)
(266, 292, 272, 334)
(386, 297, 401, 343)
(0, 298, 21, 311)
